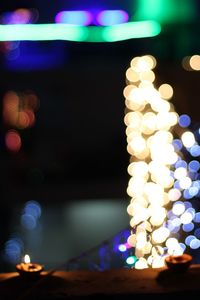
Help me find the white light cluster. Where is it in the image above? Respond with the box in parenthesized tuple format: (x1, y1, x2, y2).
(124, 55, 182, 269)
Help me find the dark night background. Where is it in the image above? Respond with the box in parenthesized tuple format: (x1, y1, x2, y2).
(0, 0, 200, 271)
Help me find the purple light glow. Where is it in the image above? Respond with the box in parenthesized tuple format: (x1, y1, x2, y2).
(1, 9, 33, 24)
(55, 11, 93, 26)
(96, 10, 129, 26)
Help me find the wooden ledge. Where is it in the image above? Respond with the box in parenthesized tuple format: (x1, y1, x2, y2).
(0, 265, 200, 299)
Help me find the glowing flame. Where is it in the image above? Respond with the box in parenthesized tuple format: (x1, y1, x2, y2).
(24, 254, 30, 264)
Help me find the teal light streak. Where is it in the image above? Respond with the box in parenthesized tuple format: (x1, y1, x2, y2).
(0, 24, 88, 42)
(0, 21, 161, 42)
(102, 20, 161, 42)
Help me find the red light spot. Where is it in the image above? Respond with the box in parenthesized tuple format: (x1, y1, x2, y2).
(17, 111, 30, 128)
(5, 130, 21, 152)
(24, 109, 35, 127)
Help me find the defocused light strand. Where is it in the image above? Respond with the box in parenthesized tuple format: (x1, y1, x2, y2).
(0, 21, 161, 42)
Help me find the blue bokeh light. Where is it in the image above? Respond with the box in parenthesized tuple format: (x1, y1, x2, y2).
(194, 212, 200, 223)
(189, 160, 200, 172)
(175, 160, 187, 169)
(21, 213, 37, 230)
(179, 243, 186, 252)
(185, 235, 196, 246)
(184, 201, 192, 209)
(174, 180, 181, 190)
(24, 200, 41, 219)
(183, 189, 193, 199)
(182, 222, 194, 232)
(186, 207, 196, 218)
(4, 237, 24, 263)
(188, 186, 199, 197)
(190, 145, 200, 157)
(194, 228, 200, 238)
(178, 114, 191, 128)
(190, 238, 200, 249)
(172, 139, 183, 151)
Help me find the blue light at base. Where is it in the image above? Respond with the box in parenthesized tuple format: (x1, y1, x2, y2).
(4, 237, 24, 263)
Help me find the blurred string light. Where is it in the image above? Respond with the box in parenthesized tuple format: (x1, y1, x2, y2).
(124, 55, 181, 269)
(55, 10, 93, 26)
(178, 114, 191, 128)
(96, 10, 129, 26)
(3, 90, 39, 129)
(21, 200, 42, 230)
(55, 10, 129, 26)
(3, 201, 42, 265)
(182, 55, 200, 71)
(0, 21, 161, 42)
(5, 130, 22, 152)
(4, 237, 24, 264)
(0, 8, 39, 59)
(3, 90, 39, 153)
(124, 55, 200, 269)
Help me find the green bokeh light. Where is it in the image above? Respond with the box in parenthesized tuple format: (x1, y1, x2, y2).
(134, 0, 196, 24)
(0, 21, 161, 42)
(102, 21, 161, 42)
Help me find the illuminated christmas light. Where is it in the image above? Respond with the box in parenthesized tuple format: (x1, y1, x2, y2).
(0, 24, 88, 42)
(96, 10, 129, 26)
(55, 10, 129, 26)
(55, 10, 93, 26)
(179, 114, 191, 128)
(181, 131, 195, 148)
(5, 130, 21, 152)
(124, 55, 179, 268)
(118, 244, 127, 252)
(189, 55, 200, 71)
(126, 256, 137, 265)
(0, 21, 161, 42)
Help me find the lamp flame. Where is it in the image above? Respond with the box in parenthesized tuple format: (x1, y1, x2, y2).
(24, 254, 30, 264)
